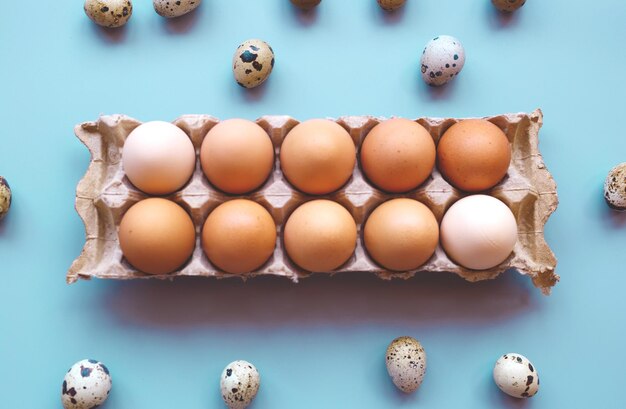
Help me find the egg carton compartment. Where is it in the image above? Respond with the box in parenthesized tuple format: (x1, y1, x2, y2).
(68, 110, 559, 294)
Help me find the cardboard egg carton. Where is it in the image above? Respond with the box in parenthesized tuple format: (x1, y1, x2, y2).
(68, 109, 559, 294)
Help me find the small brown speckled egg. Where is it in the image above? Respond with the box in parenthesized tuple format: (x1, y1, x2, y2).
(233, 39, 275, 89)
(385, 336, 427, 393)
(0, 176, 11, 220)
(492, 0, 526, 12)
(153, 0, 201, 18)
(604, 162, 626, 211)
(220, 360, 260, 409)
(493, 353, 539, 398)
(290, 0, 321, 9)
(84, 0, 133, 28)
(377, 0, 406, 11)
(62, 359, 112, 409)
(420, 35, 465, 87)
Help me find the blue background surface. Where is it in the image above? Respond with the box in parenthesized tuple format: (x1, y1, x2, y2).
(1, 1, 625, 408)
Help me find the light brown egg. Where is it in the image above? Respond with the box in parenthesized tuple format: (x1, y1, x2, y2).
(364, 199, 439, 271)
(200, 119, 275, 194)
(360, 118, 436, 193)
(118, 198, 195, 275)
(437, 119, 511, 192)
(280, 119, 356, 195)
(284, 200, 357, 272)
(202, 199, 276, 274)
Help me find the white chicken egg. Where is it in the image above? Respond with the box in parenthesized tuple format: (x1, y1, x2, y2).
(493, 353, 540, 398)
(61, 359, 112, 409)
(220, 360, 260, 409)
(420, 35, 465, 86)
(385, 336, 427, 393)
(440, 195, 517, 270)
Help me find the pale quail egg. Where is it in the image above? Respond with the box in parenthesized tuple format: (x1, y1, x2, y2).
(385, 336, 427, 393)
(0, 177, 11, 220)
(290, 0, 321, 9)
(377, 0, 406, 11)
(220, 360, 260, 409)
(420, 35, 465, 86)
(233, 39, 275, 89)
(62, 359, 112, 409)
(604, 162, 626, 211)
(153, 0, 201, 18)
(492, 0, 526, 12)
(84, 0, 133, 28)
(493, 353, 540, 398)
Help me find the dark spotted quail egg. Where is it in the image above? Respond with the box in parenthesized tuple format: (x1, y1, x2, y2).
(153, 0, 201, 18)
(385, 336, 427, 393)
(377, 0, 406, 11)
(220, 360, 260, 409)
(0, 176, 11, 220)
(84, 0, 133, 28)
(420, 35, 465, 86)
(290, 0, 321, 9)
(493, 353, 540, 398)
(61, 359, 112, 409)
(604, 162, 626, 211)
(233, 39, 275, 89)
(492, 0, 526, 12)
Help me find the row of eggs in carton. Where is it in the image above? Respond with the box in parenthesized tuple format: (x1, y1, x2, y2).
(118, 117, 518, 276)
(124, 117, 511, 197)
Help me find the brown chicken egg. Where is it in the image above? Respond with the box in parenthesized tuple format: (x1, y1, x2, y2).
(200, 119, 275, 194)
(280, 119, 356, 195)
(361, 118, 436, 193)
(364, 198, 439, 271)
(118, 198, 196, 275)
(437, 119, 511, 192)
(202, 199, 277, 274)
(284, 200, 357, 272)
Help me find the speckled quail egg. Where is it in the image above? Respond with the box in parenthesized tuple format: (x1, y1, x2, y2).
(420, 35, 465, 86)
(604, 162, 626, 211)
(62, 359, 112, 409)
(220, 360, 260, 409)
(493, 353, 539, 398)
(377, 0, 406, 11)
(290, 0, 321, 9)
(233, 39, 275, 89)
(385, 336, 427, 393)
(84, 0, 133, 28)
(0, 177, 11, 220)
(153, 0, 201, 18)
(492, 0, 526, 12)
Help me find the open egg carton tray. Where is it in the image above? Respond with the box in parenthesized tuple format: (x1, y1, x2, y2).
(68, 109, 559, 294)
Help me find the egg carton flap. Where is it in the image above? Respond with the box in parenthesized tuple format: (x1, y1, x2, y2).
(69, 110, 559, 294)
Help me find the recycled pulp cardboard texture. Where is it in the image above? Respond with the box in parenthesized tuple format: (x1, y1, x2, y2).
(68, 110, 559, 294)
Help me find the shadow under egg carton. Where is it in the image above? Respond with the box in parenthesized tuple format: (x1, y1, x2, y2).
(68, 109, 559, 294)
